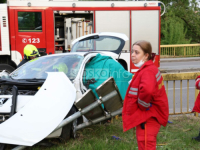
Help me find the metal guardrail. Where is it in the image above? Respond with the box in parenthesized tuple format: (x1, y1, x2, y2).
(160, 44, 200, 58)
(162, 72, 200, 116)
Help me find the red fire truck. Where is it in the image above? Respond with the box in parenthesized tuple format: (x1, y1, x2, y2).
(0, 0, 165, 73)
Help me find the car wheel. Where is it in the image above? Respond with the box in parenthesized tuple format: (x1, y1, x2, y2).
(60, 106, 77, 142)
(0, 64, 15, 74)
(0, 143, 6, 150)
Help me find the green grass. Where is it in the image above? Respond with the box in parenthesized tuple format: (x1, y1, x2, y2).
(19, 115, 200, 150)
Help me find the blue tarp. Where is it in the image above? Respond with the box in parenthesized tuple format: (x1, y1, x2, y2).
(83, 54, 133, 100)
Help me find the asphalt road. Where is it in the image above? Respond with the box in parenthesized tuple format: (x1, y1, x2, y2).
(159, 57, 199, 114)
(160, 59, 200, 73)
(165, 80, 196, 114)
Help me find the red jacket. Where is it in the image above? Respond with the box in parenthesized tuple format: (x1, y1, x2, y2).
(122, 60, 169, 132)
(192, 75, 200, 113)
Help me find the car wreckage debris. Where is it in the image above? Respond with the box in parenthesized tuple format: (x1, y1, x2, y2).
(11, 77, 123, 150)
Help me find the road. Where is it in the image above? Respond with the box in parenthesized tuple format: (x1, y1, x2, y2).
(165, 80, 196, 114)
(159, 57, 199, 114)
(160, 58, 200, 73)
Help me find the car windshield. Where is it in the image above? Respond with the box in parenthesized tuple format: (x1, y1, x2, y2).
(10, 54, 84, 80)
(71, 36, 124, 54)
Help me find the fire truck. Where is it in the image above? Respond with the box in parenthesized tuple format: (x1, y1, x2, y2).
(0, 0, 165, 73)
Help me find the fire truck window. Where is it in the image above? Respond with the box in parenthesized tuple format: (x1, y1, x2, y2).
(18, 12, 42, 32)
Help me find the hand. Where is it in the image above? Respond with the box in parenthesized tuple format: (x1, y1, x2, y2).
(146, 103, 152, 111)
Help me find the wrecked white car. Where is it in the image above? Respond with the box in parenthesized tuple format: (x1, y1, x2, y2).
(0, 32, 132, 149)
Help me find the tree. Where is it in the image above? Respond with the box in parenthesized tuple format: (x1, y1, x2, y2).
(161, 0, 200, 44)
(161, 11, 191, 45)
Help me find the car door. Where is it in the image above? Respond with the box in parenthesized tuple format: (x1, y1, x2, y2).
(15, 10, 46, 57)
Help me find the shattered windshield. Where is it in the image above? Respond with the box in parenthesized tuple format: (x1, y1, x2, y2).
(10, 54, 84, 80)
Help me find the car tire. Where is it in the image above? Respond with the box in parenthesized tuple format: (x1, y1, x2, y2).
(0, 144, 6, 150)
(60, 106, 77, 142)
(0, 64, 15, 74)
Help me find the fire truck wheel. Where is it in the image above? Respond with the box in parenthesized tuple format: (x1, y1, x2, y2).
(0, 64, 15, 74)
(60, 106, 77, 142)
(0, 143, 6, 150)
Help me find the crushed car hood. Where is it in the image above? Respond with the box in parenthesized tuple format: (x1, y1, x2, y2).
(0, 72, 76, 146)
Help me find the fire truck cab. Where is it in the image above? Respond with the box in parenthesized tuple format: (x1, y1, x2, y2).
(0, 0, 164, 73)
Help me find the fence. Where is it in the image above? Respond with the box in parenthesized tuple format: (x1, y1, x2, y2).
(160, 44, 200, 58)
(162, 72, 200, 116)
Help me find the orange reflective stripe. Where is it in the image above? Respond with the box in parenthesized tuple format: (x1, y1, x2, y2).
(158, 80, 164, 90)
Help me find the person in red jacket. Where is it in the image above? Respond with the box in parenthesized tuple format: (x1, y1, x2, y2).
(122, 40, 169, 150)
(192, 75, 200, 141)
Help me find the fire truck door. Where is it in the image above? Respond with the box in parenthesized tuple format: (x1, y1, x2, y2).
(14, 10, 46, 58)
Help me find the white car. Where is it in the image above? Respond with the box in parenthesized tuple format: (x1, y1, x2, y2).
(0, 32, 132, 149)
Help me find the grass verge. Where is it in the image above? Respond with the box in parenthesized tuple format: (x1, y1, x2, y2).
(23, 115, 200, 150)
